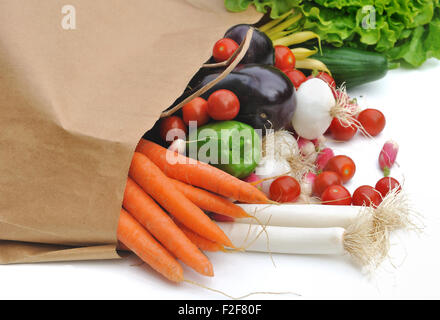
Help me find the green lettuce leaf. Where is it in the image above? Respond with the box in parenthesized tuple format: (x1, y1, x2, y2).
(224, 0, 440, 67)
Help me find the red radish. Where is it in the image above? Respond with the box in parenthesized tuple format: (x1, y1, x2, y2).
(379, 140, 399, 176)
(301, 172, 317, 196)
(375, 177, 401, 197)
(212, 38, 239, 62)
(298, 137, 316, 156)
(269, 176, 301, 203)
(313, 171, 342, 197)
(297, 137, 317, 161)
(357, 109, 386, 136)
(329, 118, 358, 141)
(244, 173, 262, 189)
(312, 135, 326, 149)
(321, 185, 351, 205)
(352, 185, 382, 207)
(316, 147, 334, 172)
(284, 69, 307, 89)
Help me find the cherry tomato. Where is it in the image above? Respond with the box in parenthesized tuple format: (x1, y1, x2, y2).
(324, 155, 356, 183)
(159, 116, 187, 142)
(352, 185, 382, 207)
(284, 69, 307, 89)
(313, 171, 342, 197)
(375, 177, 401, 197)
(307, 72, 336, 89)
(207, 89, 240, 120)
(275, 45, 296, 71)
(329, 118, 358, 141)
(212, 38, 239, 63)
(182, 97, 210, 127)
(321, 185, 352, 205)
(269, 176, 301, 203)
(357, 109, 386, 137)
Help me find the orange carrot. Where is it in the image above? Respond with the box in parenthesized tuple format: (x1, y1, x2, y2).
(170, 178, 250, 218)
(117, 208, 183, 283)
(175, 220, 225, 252)
(123, 178, 213, 276)
(136, 139, 269, 204)
(129, 152, 233, 247)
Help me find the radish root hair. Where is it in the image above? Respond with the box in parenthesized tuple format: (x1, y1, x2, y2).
(330, 85, 374, 138)
(369, 186, 423, 233)
(343, 209, 386, 269)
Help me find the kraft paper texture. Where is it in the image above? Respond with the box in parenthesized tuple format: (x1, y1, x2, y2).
(0, 0, 261, 263)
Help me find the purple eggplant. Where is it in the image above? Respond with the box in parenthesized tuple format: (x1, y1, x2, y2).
(181, 64, 296, 132)
(224, 24, 274, 65)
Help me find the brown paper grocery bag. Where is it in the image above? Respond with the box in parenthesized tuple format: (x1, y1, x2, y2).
(0, 0, 261, 263)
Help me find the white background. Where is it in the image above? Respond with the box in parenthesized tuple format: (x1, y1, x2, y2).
(1, 59, 439, 300)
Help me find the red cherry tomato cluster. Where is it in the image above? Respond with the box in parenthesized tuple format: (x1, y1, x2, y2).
(312, 171, 341, 197)
(159, 89, 240, 144)
(311, 152, 401, 206)
(328, 106, 386, 141)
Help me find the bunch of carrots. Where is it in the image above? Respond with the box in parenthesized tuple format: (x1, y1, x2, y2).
(117, 139, 270, 282)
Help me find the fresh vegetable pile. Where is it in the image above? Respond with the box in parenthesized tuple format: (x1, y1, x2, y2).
(226, 0, 440, 68)
(118, 22, 414, 284)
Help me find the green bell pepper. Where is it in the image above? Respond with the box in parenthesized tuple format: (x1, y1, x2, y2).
(187, 120, 261, 179)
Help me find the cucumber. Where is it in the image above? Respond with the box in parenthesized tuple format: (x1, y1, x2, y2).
(313, 47, 388, 88)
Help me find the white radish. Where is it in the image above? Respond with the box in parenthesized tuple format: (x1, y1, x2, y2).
(291, 79, 360, 140)
(292, 78, 335, 140)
